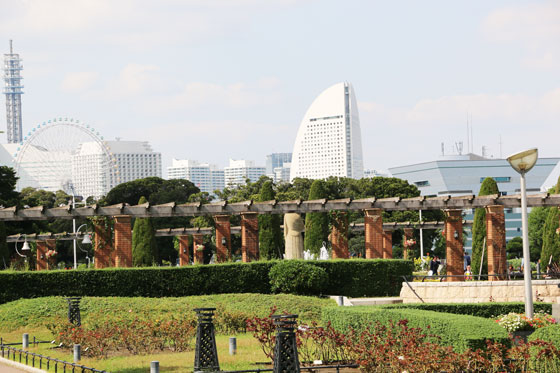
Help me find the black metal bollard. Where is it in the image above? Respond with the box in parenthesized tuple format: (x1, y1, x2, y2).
(272, 314, 300, 373)
(194, 308, 220, 372)
(66, 297, 82, 326)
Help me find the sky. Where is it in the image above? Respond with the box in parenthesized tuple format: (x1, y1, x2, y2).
(1, 0, 559, 175)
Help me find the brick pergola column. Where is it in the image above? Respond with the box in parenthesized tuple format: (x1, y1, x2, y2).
(178, 235, 190, 266)
(193, 234, 204, 264)
(486, 205, 506, 281)
(403, 228, 414, 260)
(331, 212, 349, 259)
(214, 215, 231, 262)
(94, 218, 113, 269)
(113, 215, 132, 267)
(383, 230, 393, 259)
(364, 209, 383, 258)
(241, 212, 259, 262)
(36, 239, 55, 271)
(445, 209, 464, 282)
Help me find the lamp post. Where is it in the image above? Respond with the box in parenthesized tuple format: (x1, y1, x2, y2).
(15, 235, 31, 262)
(507, 148, 538, 319)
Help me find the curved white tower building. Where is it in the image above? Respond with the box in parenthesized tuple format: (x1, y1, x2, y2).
(290, 82, 364, 181)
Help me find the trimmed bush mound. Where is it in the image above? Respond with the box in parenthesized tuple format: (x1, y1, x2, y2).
(269, 261, 328, 295)
(529, 325, 560, 348)
(322, 306, 509, 352)
(0, 294, 335, 332)
(0, 259, 412, 304)
(379, 302, 552, 318)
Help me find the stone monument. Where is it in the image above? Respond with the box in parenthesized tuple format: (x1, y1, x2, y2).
(284, 213, 304, 259)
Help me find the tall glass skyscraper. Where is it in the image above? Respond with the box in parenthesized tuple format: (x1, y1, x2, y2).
(3, 40, 24, 144)
(290, 82, 364, 181)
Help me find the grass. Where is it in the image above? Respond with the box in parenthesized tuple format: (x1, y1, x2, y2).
(0, 294, 335, 332)
(1, 327, 268, 372)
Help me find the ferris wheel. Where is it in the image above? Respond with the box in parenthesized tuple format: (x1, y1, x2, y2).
(12, 117, 119, 197)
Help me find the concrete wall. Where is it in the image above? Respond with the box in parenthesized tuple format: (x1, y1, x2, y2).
(400, 279, 560, 303)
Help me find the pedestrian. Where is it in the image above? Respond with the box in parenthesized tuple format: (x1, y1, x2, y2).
(464, 251, 471, 271)
(430, 256, 441, 276)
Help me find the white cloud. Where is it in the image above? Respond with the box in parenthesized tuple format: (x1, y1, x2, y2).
(60, 71, 99, 93)
(482, 2, 560, 70)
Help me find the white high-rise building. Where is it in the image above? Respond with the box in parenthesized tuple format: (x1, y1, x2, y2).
(290, 82, 364, 181)
(72, 140, 162, 198)
(167, 159, 225, 194)
(224, 159, 265, 188)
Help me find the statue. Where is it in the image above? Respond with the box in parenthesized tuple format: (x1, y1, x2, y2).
(284, 213, 304, 259)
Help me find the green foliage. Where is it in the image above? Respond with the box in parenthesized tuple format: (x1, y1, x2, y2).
(0, 260, 412, 304)
(529, 207, 549, 261)
(541, 207, 560, 265)
(529, 325, 560, 348)
(378, 302, 552, 318)
(269, 261, 328, 295)
(258, 181, 283, 259)
(0, 222, 8, 269)
(471, 177, 500, 275)
(0, 294, 334, 332)
(322, 306, 509, 352)
(0, 166, 19, 207)
(103, 177, 200, 206)
(304, 180, 330, 255)
(132, 196, 158, 266)
(506, 237, 523, 259)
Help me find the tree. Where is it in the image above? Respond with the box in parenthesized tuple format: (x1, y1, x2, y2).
(529, 207, 549, 262)
(506, 237, 523, 259)
(304, 180, 329, 255)
(258, 181, 283, 259)
(471, 177, 499, 276)
(0, 166, 18, 207)
(0, 221, 8, 269)
(540, 177, 560, 266)
(132, 196, 158, 266)
(104, 177, 199, 206)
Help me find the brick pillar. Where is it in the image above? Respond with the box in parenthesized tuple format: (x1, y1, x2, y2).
(178, 235, 190, 266)
(383, 230, 393, 259)
(36, 239, 55, 271)
(241, 213, 259, 262)
(331, 212, 349, 259)
(486, 205, 506, 281)
(193, 234, 204, 264)
(114, 215, 132, 267)
(364, 209, 383, 259)
(94, 219, 113, 269)
(445, 209, 464, 282)
(214, 215, 231, 262)
(403, 228, 414, 260)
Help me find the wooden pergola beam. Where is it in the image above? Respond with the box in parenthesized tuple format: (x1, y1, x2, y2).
(1, 193, 556, 221)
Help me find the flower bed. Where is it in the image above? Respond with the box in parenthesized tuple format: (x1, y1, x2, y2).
(496, 312, 556, 333)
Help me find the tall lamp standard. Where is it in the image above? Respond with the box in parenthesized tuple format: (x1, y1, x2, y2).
(76, 224, 92, 268)
(15, 235, 31, 261)
(507, 148, 538, 319)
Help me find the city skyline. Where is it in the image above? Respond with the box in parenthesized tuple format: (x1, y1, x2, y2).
(0, 0, 559, 173)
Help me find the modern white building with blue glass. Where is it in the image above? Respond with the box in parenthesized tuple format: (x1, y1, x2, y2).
(389, 153, 560, 251)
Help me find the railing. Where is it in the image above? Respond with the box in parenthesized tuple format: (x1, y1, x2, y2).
(220, 363, 359, 373)
(407, 272, 557, 282)
(0, 343, 108, 373)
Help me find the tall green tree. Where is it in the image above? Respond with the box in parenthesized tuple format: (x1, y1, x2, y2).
(0, 167, 18, 267)
(304, 180, 329, 255)
(529, 206, 549, 262)
(471, 177, 500, 275)
(132, 196, 158, 266)
(258, 181, 283, 259)
(540, 177, 560, 265)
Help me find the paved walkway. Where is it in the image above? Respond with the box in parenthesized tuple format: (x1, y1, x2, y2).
(0, 358, 44, 373)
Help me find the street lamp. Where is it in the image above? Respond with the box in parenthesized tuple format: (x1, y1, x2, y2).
(76, 224, 92, 268)
(507, 148, 538, 318)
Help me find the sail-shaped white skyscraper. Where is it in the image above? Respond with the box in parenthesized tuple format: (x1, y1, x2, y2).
(290, 82, 364, 181)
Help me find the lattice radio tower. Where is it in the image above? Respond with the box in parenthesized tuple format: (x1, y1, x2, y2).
(3, 40, 24, 143)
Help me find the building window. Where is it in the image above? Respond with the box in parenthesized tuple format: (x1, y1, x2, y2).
(481, 177, 511, 183)
(414, 180, 430, 187)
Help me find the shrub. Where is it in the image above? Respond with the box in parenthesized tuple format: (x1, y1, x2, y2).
(304, 180, 330, 255)
(379, 302, 552, 318)
(269, 261, 328, 295)
(322, 306, 509, 352)
(529, 325, 560, 348)
(0, 259, 412, 303)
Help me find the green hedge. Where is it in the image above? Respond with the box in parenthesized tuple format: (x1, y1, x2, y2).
(0, 259, 412, 304)
(379, 302, 552, 318)
(322, 306, 509, 352)
(529, 325, 560, 348)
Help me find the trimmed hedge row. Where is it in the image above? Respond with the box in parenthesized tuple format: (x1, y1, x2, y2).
(0, 259, 412, 304)
(322, 306, 509, 352)
(379, 302, 552, 318)
(529, 325, 560, 348)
